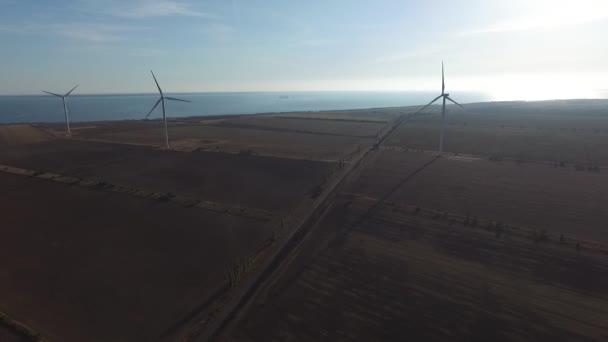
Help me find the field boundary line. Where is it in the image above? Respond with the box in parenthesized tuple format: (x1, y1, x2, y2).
(380, 145, 608, 170)
(352, 155, 441, 227)
(345, 193, 608, 255)
(0, 164, 274, 222)
(207, 121, 377, 139)
(269, 116, 389, 124)
(192, 112, 408, 341)
(68, 136, 347, 164)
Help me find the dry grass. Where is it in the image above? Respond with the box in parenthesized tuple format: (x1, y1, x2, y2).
(0, 125, 54, 146)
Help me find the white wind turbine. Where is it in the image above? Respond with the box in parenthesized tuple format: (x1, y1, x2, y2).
(145, 70, 190, 148)
(414, 62, 464, 153)
(43, 85, 79, 136)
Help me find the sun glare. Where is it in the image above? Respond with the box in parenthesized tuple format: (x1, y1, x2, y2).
(456, 73, 605, 102)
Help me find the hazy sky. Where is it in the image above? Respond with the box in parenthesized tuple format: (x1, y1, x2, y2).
(1, 0, 607, 100)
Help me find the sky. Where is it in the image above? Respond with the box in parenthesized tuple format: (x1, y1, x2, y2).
(1, 0, 607, 100)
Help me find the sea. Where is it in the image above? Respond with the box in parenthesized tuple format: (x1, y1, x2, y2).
(0, 91, 490, 124)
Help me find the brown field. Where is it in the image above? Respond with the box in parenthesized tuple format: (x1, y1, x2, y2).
(4, 100, 608, 341)
(223, 198, 608, 341)
(0, 326, 29, 342)
(346, 150, 608, 243)
(45, 111, 389, 160)
(0, 172, 273, 342)
(388, 100, 608, 164)
(0, 139, 334, 213)
(0, 124, 54, 146)
(229, 195, 608, 341)
(207, 115, 387, 138)
(264, 108, 401, 122)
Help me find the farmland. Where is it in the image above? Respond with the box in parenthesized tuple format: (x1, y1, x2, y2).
(46, 111, 392, 160)
(387, 100, 608, 164)
(0, 112, 367, 341)
(226, 154, 608, 342)
(346, 150, 608, 243)
(0, 139, 335, 214)
(2, 100, 608, 341)
(0, 172, 273, 342)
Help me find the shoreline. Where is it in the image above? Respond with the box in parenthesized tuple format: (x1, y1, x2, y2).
(2, 98, 608, 126)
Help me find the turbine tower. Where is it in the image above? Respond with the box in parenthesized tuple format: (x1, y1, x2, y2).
(415, 62, 464, 153)
(145, 70, 190, 148)
(43, 85, 79, 136)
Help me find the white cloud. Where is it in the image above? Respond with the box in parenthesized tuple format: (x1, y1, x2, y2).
(100, 0, 219, 19)
(460, 0, 608, 35)
(0, 22, 137, 43)
(54, 23, 134, 42)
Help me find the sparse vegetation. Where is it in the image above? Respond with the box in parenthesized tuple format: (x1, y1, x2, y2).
(158, 192, 176, 202)
(0, 311, 43, 341)
(227, 256, 254, 288)
(238, 149, 253, 156)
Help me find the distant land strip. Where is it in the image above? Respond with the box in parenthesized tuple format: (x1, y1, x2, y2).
(0, 164, 274, 222)
(380, 145, 608, 169)
(208, 122, 377, 138)
(270, 116, 389, 124)
(345, 192, 608, 254)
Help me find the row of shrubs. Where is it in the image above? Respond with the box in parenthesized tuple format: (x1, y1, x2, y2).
(398, 204, 584, 252)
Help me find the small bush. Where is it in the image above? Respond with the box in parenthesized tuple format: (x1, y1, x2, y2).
(495, 226, 503, 239)
(227, 256, 254, 288)
(158, 192, 176, 202)
(533, 229, 548, 244)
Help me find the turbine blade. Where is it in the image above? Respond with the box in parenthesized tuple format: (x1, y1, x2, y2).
(164, 96, 190, 103)
(446, 96, 464, 109)
(442, 61, 445, 94)
(414, 95, 443, 115)
(151, 70, 163, 96)
(65, 84, 79, 97)
(43, 91, 63, 97)
(145, 98, 162, 119)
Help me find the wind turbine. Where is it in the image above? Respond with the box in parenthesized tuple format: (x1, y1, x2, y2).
(43, 85, 79, 136)
(145, 70, 190, 148)
(414, 62, 464, 153)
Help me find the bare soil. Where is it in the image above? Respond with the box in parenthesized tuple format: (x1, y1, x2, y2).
(0, 172, 272, 342)
(228, 182, 608, 342)
(213, 115, 387, 138)
(0, 326, 29, 342)
(0, 139, 334, 213)
(388, 100, 608, 164)
(49, 115, 382, 160)
(346, 150, 608, 243)
(0, 125, 54, 146)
